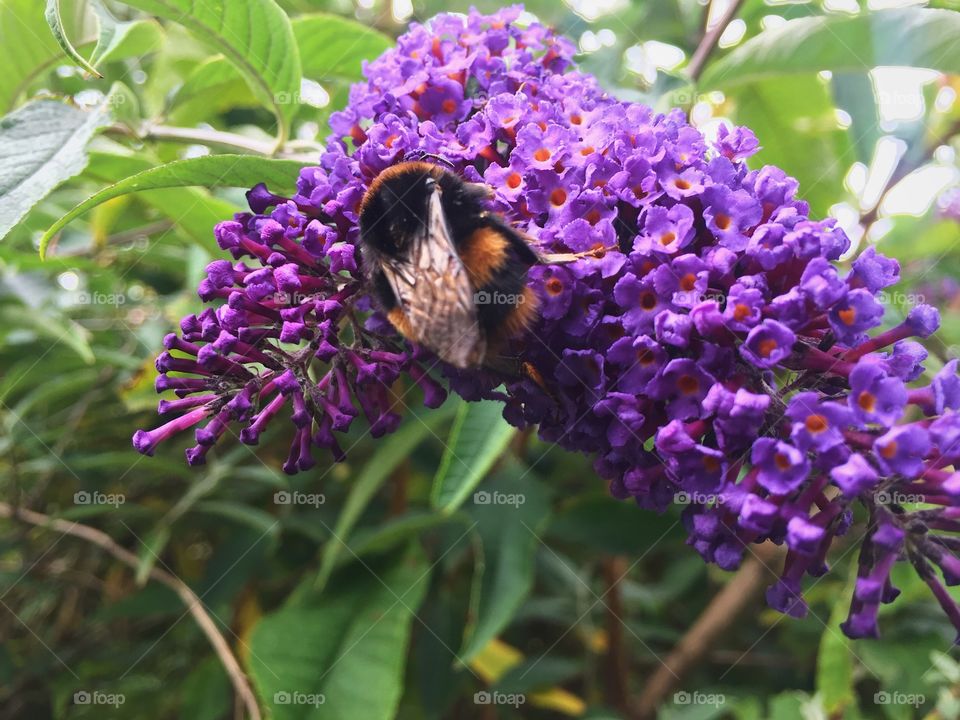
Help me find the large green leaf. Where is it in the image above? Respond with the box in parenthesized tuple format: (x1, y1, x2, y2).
(731, 75, 852, 217)
(115, 0, 302, 141)
(250, 544, 430, 720)
(39, 155, 305, 257)
(312, 403, 458, 594)
(45, 0, 102, 77)
(293, 13, 392, 84)
(168, 56, 260, 125)
(0, 99, 109, 241)
(0, 0, 64, 111)
(87, 0, 164, 68)
(460, 471, 551, 661)
(82, 150, 239, 245)
(430, 400, 516, 514)
(167, 14, 391, 126)
(2, 0, 161, 111)
(701, 8, 960, 89)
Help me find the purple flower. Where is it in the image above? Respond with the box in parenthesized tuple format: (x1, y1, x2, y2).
(740, 320, 795, 369)
(130, 8, 960, 641)
(752, 439, 810, 495)
(873, 425, 931, 478)
(635, 204, 695, 255)
(848, 362, 906, 427)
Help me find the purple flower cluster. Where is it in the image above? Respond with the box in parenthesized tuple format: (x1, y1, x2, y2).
(134, 6, 960, 639)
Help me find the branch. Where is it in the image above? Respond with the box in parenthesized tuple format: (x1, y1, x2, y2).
(106, 123, 277, 156)
(687, 0, 746, 82)
(633, 542, 786, 719)
(0, 503, 262, 720)
(601, 556, 631, 713)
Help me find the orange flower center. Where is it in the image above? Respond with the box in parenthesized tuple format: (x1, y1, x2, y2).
(659, 232, 676, 246)
(506, 172, 522, 189)
(880, 441, 898, 459)
(550, 188, 567, 206)
(640, 292, 657, 310)
(677, 375, 700, 394)
(774, 452, 792, 471)
(733, 304, 751, 322)
(857, 391, 876, 413)
(805, 414, 828, 433)
(680, 273, 697, 292)
(534, 147, 552, 162)
(758, 338, 779, 358)
(674, 178, 691, 190)
(839, 307, 857, 326)
(441, 99, 457, 114)
(715, 213, 732, 230)
(545, 278, 564, 296)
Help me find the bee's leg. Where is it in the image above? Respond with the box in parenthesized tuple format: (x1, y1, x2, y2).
(540, 245, 619, 264)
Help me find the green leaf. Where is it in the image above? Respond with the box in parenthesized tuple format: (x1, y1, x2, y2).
(312, 403, 458, 594)
(0, 0, 63, 111)
(730, 75, 851, 216)
(39, 155, 305, 257)
(180, 657, 232, 720)
(701, 8, 960, 89)
(430, 400, 516, 514)
(293, 13, 393, 84)
(548, 492, 682, 555)
(168, 56, 260, 125)
(88, 0, 164, 68)
(831, 72, 880, 166)
(0, 99, 109, 241)
(250, 544, 430, 720)
(346, 511, 462, 559)
(0, 304, 94, 365)
(82, 150, 239, 246)
(115, 0, 302, 142)
(878, 215, 960, 262)
(816, 566, 857, 715)
(460, 471, 551, 662)
(45, 0, 102, 77)
(134, 525, 171, 586)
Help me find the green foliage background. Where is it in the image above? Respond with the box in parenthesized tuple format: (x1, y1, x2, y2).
(2, 0, 960, 718)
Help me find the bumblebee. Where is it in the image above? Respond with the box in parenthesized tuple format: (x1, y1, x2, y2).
(358, 161, 543, 369)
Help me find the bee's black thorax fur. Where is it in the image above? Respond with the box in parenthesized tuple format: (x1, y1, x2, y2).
(358, 161, 541, 364)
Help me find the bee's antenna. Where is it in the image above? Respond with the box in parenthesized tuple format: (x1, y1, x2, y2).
(409, 150, 456, 169)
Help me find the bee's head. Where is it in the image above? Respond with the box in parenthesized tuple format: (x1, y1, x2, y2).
(359, 165, 439, 257)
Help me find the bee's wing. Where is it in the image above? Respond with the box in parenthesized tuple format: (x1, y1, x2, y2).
(380, 191, 484, 368)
